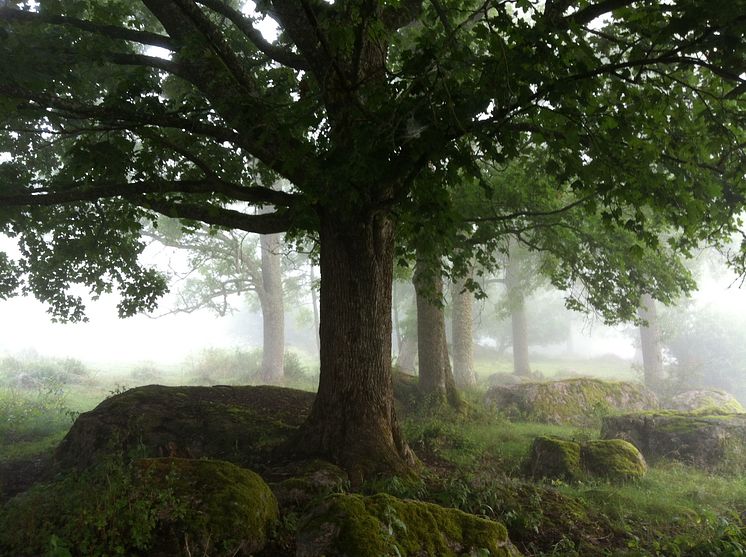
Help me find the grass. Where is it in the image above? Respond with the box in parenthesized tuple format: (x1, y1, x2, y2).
(4, 354, 746, 555)
(399, 402, 746, 556)
(473, 352, 638, 383)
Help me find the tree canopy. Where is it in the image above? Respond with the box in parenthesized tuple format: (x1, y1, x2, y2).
(1, 0, 745, 475)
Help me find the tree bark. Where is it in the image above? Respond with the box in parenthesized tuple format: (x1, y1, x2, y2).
(638, 293, 664, 389)
(506, 251, 531, 377)
(294, 213, 414, 481)
(451, 276, 477, 388)
(258, 232, 285, 383)
(413, 259, 461, 408)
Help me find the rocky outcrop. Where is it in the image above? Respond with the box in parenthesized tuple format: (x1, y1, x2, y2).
(296, 493, 522, 557)
(602, 412, 746, 471)
(485, 378, 658, 425)
(668, 389, 745, 413)
(526, 436, 646, 482)
(54, 384, 315, 471)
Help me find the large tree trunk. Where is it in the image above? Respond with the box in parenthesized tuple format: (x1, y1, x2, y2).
(413, 260, 461, 408)
(295, 214, 413, 481)
(451, 276, 477, 388)
(258, 232, 285, 383)
(505, 252, 531, 377)
(638, 293, 663, 389)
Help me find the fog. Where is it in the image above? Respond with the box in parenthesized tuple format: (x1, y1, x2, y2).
(2, 232, 746, 394)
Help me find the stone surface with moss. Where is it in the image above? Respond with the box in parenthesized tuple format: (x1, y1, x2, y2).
(296, 492, 522, 556)
(55, 384, 315, 471)
(485, 378, 658, 425)
(268, 458, 349, 509)
(526, 436, 646, 482)
(602, 412, 746, 472)
(581, 439, 647, 481)
(668, 389, 745, 414)
(526, 436, 583, 481)
(0, 457, 278, 556)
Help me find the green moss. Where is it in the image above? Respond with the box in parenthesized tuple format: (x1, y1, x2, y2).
(0, 457, 278, 557)
(581, 439, 646, 481)
(526, 436, 582, 481)
(137, 458, 279, 555)
(297, 493, 522, 556)
(487, 378, 657, 426)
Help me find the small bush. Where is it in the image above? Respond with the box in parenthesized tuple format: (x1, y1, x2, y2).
(0, 356, 90, 388)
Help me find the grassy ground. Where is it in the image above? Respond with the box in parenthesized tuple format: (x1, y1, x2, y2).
(3, 354, 746, 555)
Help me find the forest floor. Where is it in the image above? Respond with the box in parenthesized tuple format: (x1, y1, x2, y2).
(2, 354, 746, 556)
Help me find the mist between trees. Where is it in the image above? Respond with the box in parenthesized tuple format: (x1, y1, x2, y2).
(1, 5, 746, 553)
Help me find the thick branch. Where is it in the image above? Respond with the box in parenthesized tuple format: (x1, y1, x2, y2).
(564, 0, 636, 27)
(0, 83, 240, 145)
(196, 0, 308, 70)
(0, 178, 298, 208)
(132, 196, 292, 234)
(0, 7, 175, 50)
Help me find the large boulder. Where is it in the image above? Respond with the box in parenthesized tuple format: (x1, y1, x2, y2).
(55, 384, 315, 471)
(668, 389, 745, 413)
(602, 412, 746, 471)
(0, 457, 279, 557)
(296, 493, 522, 557)
(526, 436, 646, 482)
(485, 378, 658, 425)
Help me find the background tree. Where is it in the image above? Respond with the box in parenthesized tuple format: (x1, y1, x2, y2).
(151, 219, 290, 383)
(451, 272, 476, 388)
(1, 1, 745, 476)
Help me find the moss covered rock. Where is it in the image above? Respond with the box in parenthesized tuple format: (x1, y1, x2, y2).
(296, 493, 522, 556)
(581, 439, 647, 481)
(485, 378, 658, 425)
(525, 436, 582, 481)
(526, 436, 646, 482)
(55, 384, 315, 471)
(0, 457, 278, 556)
(668, 389, 745, 414)
(602, 412, 746, 471)
(137, 458, 279, 556)
(269, 459, 349, 509)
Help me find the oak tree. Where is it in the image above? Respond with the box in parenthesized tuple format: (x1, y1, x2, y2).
(1, 0, 744, 476)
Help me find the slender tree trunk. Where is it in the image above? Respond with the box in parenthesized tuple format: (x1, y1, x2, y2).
(451, 275, 477, 388)
(638, 293, 663, 389)
(393, 280, 403, 355)
(506, 251, 531, 377)
(396, 333, 417, 373)
(310, 262, 320, 355)
(258, 232, 285, 383)
(294, 214, 413, 481)
(413, 259, 461, 408)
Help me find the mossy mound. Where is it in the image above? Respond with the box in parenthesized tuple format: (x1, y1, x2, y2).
(296, 493, 522, 556)
(525, 436, 582, 481)
(0, 457, 278, 556)
(581, 439, 647, 481)
(55, 384, 315, 471)
(668, 389, 745, 414)
(602, 412, 746, 471)
(485, 378, 659, 425)
(526, 436, 646, 482)
(269, 459, 349, 509)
